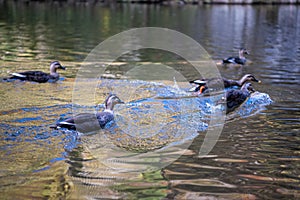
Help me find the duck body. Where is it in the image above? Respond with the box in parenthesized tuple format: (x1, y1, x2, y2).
(222, 48, 249, 65)
(189, 74, 260, 94)
(223, 57, 247, 65)
(51, 94, 124, 132)
(225, 82, 255, 113)
(10, 71, 58, 83)
(55, 111, 114, 132)
(7, 61, 65, 83)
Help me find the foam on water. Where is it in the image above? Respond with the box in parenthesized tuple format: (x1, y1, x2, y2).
(1, 79, 273, 155)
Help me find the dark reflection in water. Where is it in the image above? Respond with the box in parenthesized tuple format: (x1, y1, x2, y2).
(0, 1, 299, 200)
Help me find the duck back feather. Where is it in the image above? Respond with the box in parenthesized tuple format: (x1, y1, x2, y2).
(226, 89, 251, 113)
(54, 111, 114, 132)
(223, 57, 246, 65)
(225, 82, 254, 113)
(9, 71, 56, 83)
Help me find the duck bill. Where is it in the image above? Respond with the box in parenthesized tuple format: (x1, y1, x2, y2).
(60, 66, 66, 70)
(243, 49, 250, 55)
(253, 77, 261, 83)
(117, 98, 125, 104)
(199, 85, 206, 94)
(249, 87, 256, 93)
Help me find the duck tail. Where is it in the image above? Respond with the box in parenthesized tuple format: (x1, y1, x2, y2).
(10, 73, 26, 78)
(222, 59, 230, 64)
(49, 124, 58, 129)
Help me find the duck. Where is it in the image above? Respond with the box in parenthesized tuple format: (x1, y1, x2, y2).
(189, 74, 261, 94)
(225, 82, 255, 113)
(222, 48, 249, 65)
(50, 94, 124, 132)
(188, 80, 207, 94)
(6, 61, 65, 83)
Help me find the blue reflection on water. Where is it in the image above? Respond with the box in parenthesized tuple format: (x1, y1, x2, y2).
(0, 80, 273, 162)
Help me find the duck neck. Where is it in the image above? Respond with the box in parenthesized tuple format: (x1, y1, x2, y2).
(241, 84, 250, 92)
(237, 76, 248, 86)
(103, 108, 113, 114)
(50, 65, 58, 76)
(239, 51, 245, 59)
(105, 101, 115, 112)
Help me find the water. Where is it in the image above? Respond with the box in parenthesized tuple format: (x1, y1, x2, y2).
(0, 2, 299, 199)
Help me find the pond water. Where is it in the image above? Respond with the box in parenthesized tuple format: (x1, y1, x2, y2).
(0, 1, 299, 200)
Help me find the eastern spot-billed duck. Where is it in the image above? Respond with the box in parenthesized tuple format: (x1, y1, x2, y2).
(189, 74, 261, 94)
(51, 94, 124, 132)
(7, 61, 65, 83)
(225, 82, 255, 113)
(222, 48, 249, 65)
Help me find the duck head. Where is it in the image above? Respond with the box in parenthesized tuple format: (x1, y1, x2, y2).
(240, 74, 261, 85)
(104, 94, 124, 111)
(241, 82, 255, 93)
(50, 61, 66, 74)
(238, 48, 249, 59)
(240, 48, 249, 55)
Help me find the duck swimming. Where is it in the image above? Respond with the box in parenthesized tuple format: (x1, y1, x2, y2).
(222, 48, 249, 65)
(51, 94, 124, 132)
(188, 80, 207, 94)
(225, 82, 255, 113)
(6, 61, 65, 83)
(189, 74, 261, 94)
